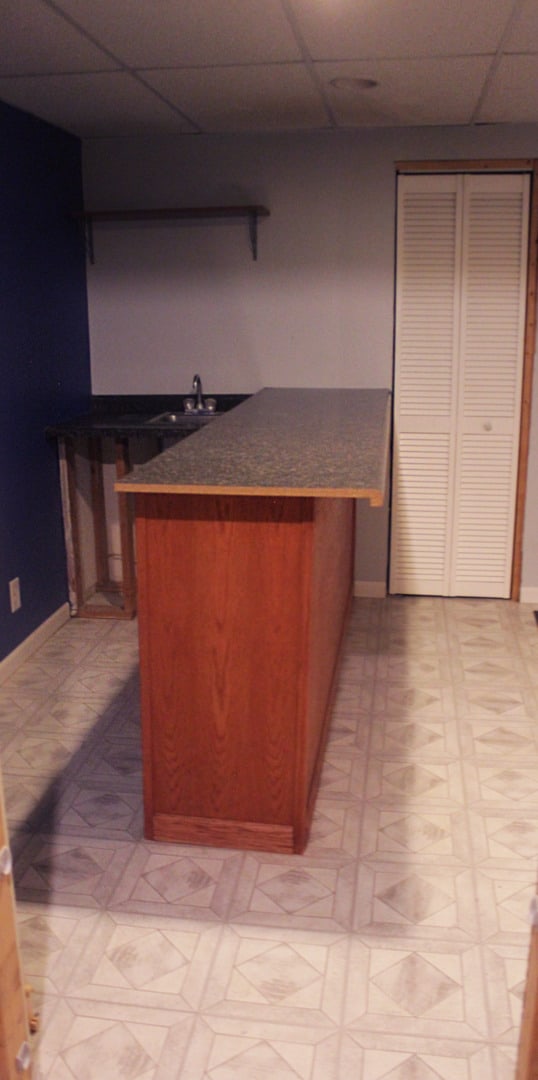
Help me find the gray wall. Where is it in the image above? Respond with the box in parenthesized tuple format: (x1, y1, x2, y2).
(82, 123, 538, 594)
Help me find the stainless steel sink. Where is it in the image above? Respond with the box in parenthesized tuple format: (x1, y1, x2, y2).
(146, 410, 220, 425)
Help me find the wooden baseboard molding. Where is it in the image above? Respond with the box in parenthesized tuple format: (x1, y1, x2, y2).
(0, 603, 70, 685)
(353, 579, 387, 598)
(520, 586, 538, 605)
(151, 813, 295, 853)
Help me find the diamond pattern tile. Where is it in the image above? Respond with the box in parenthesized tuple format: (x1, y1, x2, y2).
(1, 595, 537, 1076)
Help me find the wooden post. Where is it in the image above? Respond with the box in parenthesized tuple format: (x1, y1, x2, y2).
(115, 438, 137, 618)
(0, 766, 32, 1079)
(516, 895, 538, 1080)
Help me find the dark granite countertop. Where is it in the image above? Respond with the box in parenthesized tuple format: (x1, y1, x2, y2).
(46, 394, 250, 438)
(115, 387, 392, 504)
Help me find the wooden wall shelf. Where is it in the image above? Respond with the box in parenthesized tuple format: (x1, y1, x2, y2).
(75, 205, 270, 262)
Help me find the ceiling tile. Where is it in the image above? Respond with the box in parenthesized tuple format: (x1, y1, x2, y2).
(53, 0, 302, 67)
(0, 0, 118, 75)
(289, 0, 514, 59)
(0, 72, 196, 137)
(143, 64, 329, 133)
(318, 56, 492, 126)
(503, 0, 538, 51)
(477, 54, 538, 123)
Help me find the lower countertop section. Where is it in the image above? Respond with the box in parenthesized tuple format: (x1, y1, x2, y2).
(115, 387, 392, 503)
(46, 393, 249, 438)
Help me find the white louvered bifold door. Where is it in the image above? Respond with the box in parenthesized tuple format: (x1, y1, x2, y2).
(390, 172, 529, 598)
(450, 174, 529, 596)
(390, 174, 461, 595)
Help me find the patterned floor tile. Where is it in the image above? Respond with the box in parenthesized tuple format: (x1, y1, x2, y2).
(2, 660, 65, 695)
(306, 798, 362, 859)
(339, 1030, 494, 1080)
(158, 1014, 340, 1080)
(24, 697, 112, 739)
(34, 997, 193, 1080)
(363, 756, 464, 806)
(46, 779, 144, 841)
(1, 595, 536, 1079)
(359, 805, 470, 865)
(353, 863, 478, 940)
(368, 717, 460, 759)
(337, 654, 378, 682)
(326, 710, 371, 752)
(108, 842, 244, 920)
(463, 760, 538, 809)
(17, 902, 101, 994)
(201, 923, 348, 1027)
(452, 655, 529, 688)
(318, 751, 366, 800)
(481, 941, 529, 1043)
(344, 936, 489, 1040)
(467, 810, 538, 867)
(2, 729, 91, 779)
(332, 680, 375, 715)
(229, 853, 356, 930)
(64, 911, 223, 1012)
(2, 772, 59, 832)
(14, 833, 135, 908)
(0, 691, 34, 727)
(375, 654, 452, 684)
(72, 734, 142, 791)
(82, 638, 139, 671)
(60, 664, 137, 701)
(459, 719, 538, 759)
(455, 686, 537, 722)
(473, 867, 536, 942)
(372, 683, 457, 721)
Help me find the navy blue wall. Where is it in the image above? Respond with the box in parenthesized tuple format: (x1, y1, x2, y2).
(0, 101, 91, 661)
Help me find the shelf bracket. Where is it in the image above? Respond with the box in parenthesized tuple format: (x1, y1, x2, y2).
(84, 215, 95, 265)
(248, 210, 258, 261)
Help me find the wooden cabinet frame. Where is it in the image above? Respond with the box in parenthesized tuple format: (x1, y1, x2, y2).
(135, 492, 354, 853)
(59, 435, 136, 618)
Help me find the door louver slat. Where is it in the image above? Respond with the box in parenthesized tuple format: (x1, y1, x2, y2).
(391, 172, 529, 598)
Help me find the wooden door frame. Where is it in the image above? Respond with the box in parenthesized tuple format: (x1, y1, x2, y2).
(395, 159, 538, 601)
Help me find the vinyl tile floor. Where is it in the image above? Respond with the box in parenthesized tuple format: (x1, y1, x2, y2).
(1, 596, 537, 1079)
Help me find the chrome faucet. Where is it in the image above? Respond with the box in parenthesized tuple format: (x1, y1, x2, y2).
(192, 373, 204, 410)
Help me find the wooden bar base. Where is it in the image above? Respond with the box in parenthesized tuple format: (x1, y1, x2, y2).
(135, 492, 354, 853)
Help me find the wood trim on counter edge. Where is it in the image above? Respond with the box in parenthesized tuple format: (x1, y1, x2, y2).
(114, 482, 386, 504)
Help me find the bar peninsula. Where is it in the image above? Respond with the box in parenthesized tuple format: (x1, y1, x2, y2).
(116, 388, 391, 853)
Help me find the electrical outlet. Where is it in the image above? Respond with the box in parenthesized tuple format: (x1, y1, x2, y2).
(9, 577, 21, 613)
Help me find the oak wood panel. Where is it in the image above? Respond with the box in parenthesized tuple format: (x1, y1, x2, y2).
(297, 498, 354, 849)
(0, 769, 32, 1079)
(63, 438, 85, 613)
(114, 438, 137, 617)
(136, 491, 355, 851)
(136, 494, 314, 841)
(152, 813, 295, 853)
(512, 165, 538, 599)
(516, 920, 538, 1080)
(89, 437, 109, 590)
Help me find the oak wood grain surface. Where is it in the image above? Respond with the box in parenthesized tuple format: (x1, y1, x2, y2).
(136, 492, 354, 852)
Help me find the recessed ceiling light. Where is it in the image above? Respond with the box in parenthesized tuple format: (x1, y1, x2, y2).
(329, 77, 378, 92)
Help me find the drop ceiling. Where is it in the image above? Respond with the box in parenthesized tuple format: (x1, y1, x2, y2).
(1, 0, 538, 139)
